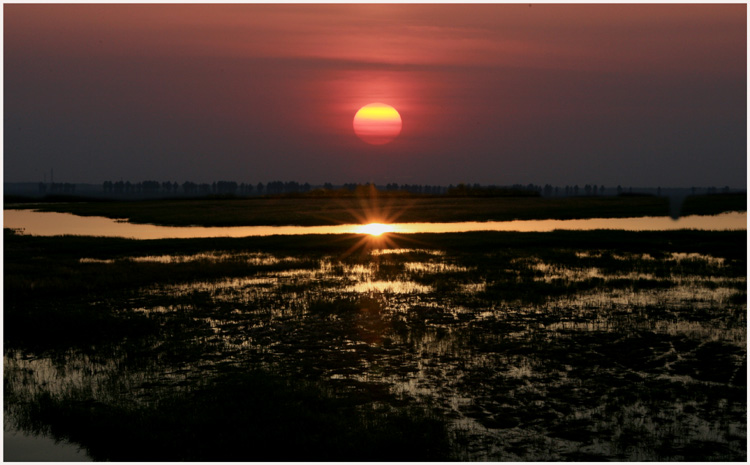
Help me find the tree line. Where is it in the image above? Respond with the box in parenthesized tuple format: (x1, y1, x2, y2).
(38, 182, 77, 195)
(33, 179, 738, 200)
(95, 180, 622, 198)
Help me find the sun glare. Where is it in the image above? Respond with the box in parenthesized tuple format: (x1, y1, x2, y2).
(357, 223, 394, 236)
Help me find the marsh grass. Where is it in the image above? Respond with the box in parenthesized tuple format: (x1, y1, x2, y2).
(4, 227, 746, 461)
(9, 368, 452, 461)
(4, 300, 159, 351)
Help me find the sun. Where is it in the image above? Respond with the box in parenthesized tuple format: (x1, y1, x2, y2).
(353, 103, 402, 145)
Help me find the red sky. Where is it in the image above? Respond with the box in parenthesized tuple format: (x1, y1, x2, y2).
(4, 4, 746, 187)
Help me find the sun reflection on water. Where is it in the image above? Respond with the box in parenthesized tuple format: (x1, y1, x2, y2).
(355, 223, 395, 236)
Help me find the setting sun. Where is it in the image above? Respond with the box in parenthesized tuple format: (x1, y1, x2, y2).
(353, 103, 402, 145)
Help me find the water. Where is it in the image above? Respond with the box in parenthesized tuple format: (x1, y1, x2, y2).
(4, 209, 746, 460)
(3, 209, 746, 239)
(4, 423, 91, 462)
(5, 240, 746, 460)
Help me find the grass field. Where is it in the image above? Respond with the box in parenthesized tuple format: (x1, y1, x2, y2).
(4, 223, 746, 461)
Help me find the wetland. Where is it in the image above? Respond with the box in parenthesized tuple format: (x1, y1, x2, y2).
(3, 194, 747, 461)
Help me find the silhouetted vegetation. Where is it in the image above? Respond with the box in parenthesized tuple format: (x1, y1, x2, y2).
(12, 369, 452, 461)
(446, 183, 540, 197)
(681, 192, 746, 216)
(10, 178, 741, 202)
(7, 192, 744, 227)
(4, 206, 746, 460)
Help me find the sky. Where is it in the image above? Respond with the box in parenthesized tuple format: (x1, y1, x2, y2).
(4, 3, 747, 187)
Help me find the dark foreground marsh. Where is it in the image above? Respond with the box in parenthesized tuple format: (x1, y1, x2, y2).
(4, 228, 747, 461)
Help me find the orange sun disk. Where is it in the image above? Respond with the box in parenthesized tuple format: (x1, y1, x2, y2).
(353, 103, 402, 145)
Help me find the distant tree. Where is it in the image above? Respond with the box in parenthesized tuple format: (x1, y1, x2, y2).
(266, 181, 284, 195)
(142, 180, 160, 194)
(214, 181, 238, 195)
(238, 183, 252, 195)
(284, 181, 300, 194)
(182, 181, 197, 194)
(257, 182, 264, 195)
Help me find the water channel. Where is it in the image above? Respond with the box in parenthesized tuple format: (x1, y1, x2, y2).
(4, 209, 746, 238)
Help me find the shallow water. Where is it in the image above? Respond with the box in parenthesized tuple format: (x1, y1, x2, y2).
(6, 241, 745, 461)
(4, 209, 746, 238)
(4, 423, 91, 462)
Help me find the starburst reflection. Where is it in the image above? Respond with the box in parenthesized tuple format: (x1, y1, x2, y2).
(320, 184, 426, 257)
(356, 223, 395, 236)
